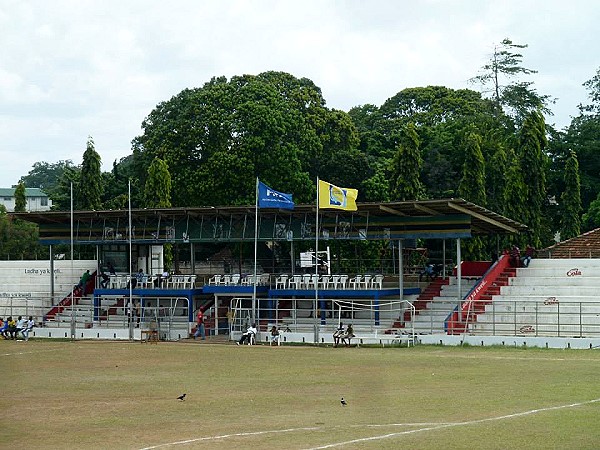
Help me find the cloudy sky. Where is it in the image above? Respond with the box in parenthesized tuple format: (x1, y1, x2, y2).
(1, 0, 598, 187)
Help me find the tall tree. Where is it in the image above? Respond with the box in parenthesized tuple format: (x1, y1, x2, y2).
(518, 110, 548, 247)
(560, 150, 582, 240)
(390, 122, 423, 201)
(79, 137, 103, 210)
(14, 182, 26, 212)
(458, 131, 486, 258)
(470, 38, 553, 124)
(144, 157, 172, 208)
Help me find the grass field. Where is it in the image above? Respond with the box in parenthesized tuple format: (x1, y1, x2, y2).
(2, 339, 600, 449)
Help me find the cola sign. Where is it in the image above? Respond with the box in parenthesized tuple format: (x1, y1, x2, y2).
(543, 296, 559, 305)
(519, 325, 535, 333)
(566, 268, 582, 276)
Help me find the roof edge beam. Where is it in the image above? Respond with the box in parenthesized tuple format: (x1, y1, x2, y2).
(448, 202, 518, 234)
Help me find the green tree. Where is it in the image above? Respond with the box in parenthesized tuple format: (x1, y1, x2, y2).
(14, 182, 26, 212)
(144, 157, 172, 208)
(79, 137, 103, 210)
(458, 131, 486, 258)
(390, 122, 423, 201)
(518, 110, 548, 247)
(0, 206, 45, 260)
(470, 38, 553, 123)
(560, 150, 582, 239)
(19, 160, 74, 199)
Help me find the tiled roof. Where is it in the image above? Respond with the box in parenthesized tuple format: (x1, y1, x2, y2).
(539, 228, 600, 258)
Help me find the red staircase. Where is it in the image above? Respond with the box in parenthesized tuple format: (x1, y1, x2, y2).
(469, 267, 516, 314)
(44, 272, 97, 322)
(389, 278, 450, 330)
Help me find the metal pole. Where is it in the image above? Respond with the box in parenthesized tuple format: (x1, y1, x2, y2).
(398, 240, 404, 302)
(129, 180, 133, 340)
(457, 238, 462, 318)
(70, 182, 75, 339)
(252, 177, 259, 324)
(314, 177, 320, 344)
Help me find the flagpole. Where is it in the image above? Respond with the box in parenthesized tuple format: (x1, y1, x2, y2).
(314, 177, 320, 343)
(252, 177, 259, 324)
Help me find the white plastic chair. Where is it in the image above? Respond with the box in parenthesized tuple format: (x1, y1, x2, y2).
(320, 275, 330, 289)
(330, 275, 340, 289)
(372, 274, 384, 289)
(362, 274, 372, 289)
(231, 274, 241, 285)
(259, 273, 270, 286)
(208, 274, 222, 285)
(349, 275, 362, 290)
(339, 275, 348, 289)
(301, 274, 311, 289)
(309, 274, 319, 289)
(289, 275, 302, 289)
(275, 274, 289, 289)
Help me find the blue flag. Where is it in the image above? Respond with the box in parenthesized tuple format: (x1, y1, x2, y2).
(258, 181, 295, 210)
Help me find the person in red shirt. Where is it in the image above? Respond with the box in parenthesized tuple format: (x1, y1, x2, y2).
(194, 307, 205, 340)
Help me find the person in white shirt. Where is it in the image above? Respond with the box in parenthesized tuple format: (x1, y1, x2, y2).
(21, 316, 35, 341)
(15, 316, 26, 339)
(237, 323, 257, 345)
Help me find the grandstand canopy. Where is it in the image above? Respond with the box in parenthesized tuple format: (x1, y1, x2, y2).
(12, 198, 527, 246)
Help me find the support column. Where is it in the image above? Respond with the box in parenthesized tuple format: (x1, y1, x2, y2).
(456, 238, 462, 313)
(398, 240, 404, 301)
(49, 245, 55, 303)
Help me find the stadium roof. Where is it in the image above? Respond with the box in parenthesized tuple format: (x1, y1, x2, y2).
(11, 198, 527, 245)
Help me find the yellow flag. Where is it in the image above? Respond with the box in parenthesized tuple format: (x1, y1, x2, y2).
(318, 180, 358, 211)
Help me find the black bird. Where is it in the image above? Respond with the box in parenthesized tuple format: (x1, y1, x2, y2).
(340, 397, 347, 406)
(177, 393, 186, 401)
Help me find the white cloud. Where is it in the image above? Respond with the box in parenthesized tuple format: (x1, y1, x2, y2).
(1, 0, 599, 186)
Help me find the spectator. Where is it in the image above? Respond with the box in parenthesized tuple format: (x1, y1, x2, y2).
(340, 324, 355, 347)
(5, 316, 17, 339)
(100, 269, 110, 289)
(15, 316, 25, 338)
(269, 325, 280, 346)
(21, 316, 35, 341)
(419, 263, 441, 282)
(134, 300, 141, 328)
(107, 262, 116, 275)
(333, 322, 344, 347)
(77, 270, 91, 295)
(0, 318, 7, 339)
(237, 323, 257, 345)
(193, 307, 206, 340)
(521, 245, 535, 268)
(509, 245, 521, 268)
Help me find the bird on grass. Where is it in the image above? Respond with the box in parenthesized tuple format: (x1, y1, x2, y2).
(177, 393, 186, 401)
(340, 397, 347, 406)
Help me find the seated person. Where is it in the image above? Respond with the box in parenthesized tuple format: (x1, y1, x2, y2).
(237, 323, 258, 345)
(419, 263, 435, 282)
(21, 316, 35, 341)
(509, 245, 521, 268)
(5, 316, 17, 340)
(340, 324, 355, 347)
(0, 318, 7, 339)
(269, 326, 280, 346)
(333, 322, 344, 347)
(100, 269, 110, 289)
(521, 245, 535, 268)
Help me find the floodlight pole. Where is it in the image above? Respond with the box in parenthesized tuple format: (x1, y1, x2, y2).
(70, 182, 75, 340)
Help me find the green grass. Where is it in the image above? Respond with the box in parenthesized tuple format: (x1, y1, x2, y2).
(2, 340, 600, 449)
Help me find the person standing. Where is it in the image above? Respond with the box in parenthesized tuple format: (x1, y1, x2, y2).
(194, 307, 206, 340)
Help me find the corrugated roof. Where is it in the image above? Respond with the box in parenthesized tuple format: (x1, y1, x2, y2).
(10, 198, 527, 246)
(0, 187, 48, 197)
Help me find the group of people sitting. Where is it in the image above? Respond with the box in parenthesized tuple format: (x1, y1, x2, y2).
(509, 245, 535, 268)
(332, 322, 355, 347)
(236, 324, 283, 346)
(0, 316, 35, 341)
